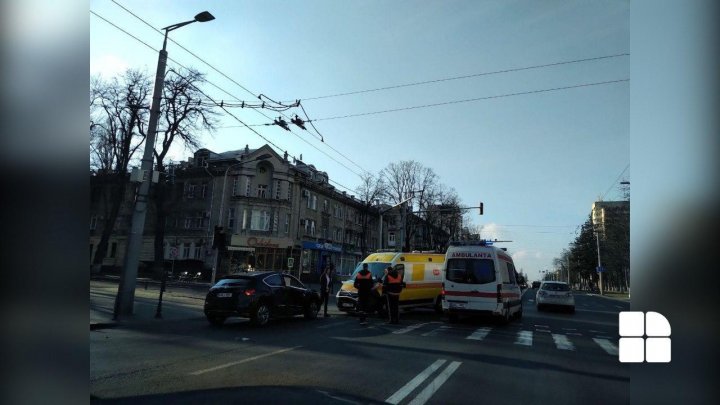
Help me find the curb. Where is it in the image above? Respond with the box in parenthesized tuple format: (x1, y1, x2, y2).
(90, 322, 117, 331)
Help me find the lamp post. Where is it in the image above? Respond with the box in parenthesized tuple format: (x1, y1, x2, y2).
(114, 11, 215, 319)
(210, 153, 272, 285)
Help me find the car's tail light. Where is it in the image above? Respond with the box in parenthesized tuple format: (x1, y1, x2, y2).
(244, 289, 256, 296)
(497, 284, 502, 303)
(441, 283, 445, 296)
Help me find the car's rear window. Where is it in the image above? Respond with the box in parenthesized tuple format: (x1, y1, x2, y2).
(446, 259, 495, 284)
(541, 283, 570, 291)
(213, 278, 253, 288)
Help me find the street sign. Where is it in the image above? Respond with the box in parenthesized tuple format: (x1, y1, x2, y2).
(169, 246, 178, 259)
(287, 257, 294, 269)
(596, 266, 605, 273)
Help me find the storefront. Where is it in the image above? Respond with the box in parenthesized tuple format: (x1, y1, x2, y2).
(300, 241, 342, 282)
(229, 235, 296, 273)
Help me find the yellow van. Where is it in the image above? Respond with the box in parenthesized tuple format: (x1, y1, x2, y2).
(336, 252, 445, 315)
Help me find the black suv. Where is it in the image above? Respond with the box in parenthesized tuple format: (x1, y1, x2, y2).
(204, 271, 320, 326)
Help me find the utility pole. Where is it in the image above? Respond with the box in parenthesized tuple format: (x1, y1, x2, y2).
(595, 231, 603, 295)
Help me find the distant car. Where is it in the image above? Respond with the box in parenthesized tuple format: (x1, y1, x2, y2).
(531, 281, 541, 289)
(204, 271, 321, 326)
(536, 281, 575, 313)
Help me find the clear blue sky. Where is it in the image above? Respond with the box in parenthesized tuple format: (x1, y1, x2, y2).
(90, 0, 629, 282)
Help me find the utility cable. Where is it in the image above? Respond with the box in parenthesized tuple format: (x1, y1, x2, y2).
(302, 53, 629, 101)
(311, 79, 630, 122)
(106, 1, 368, 175)
(600, 163, 630, 201)
(91, 9, 367, 178)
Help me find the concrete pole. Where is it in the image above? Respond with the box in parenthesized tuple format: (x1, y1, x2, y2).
(595, 231, 603, 295)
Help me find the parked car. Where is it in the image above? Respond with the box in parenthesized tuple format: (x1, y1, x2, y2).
(536, 281, 575, 313)
(531, 281, 541, 289)
(204, 271, 321, 326)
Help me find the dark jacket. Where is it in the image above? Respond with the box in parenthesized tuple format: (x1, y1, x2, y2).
(382, 270, 405, 295)
(353, 269, 375, 297)
(320, 272, 333, 294)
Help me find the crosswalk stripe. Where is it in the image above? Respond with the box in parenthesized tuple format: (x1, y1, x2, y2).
(385, 359, 446, 404)
(593, 338, 619, 356)
(408, 361, 462, 405)
(515, 330, 533, 346)
(466, 327, 492, 341)
(393, 322, 431, 334)
(552, 334, 575, 351)
(421, 326, 452, 337)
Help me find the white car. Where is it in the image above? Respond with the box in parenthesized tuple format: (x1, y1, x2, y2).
(536, 281, 575, 313)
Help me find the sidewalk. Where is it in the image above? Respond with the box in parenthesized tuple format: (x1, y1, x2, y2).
(90, 279, 344, 330)
(90, 279, 207, 330)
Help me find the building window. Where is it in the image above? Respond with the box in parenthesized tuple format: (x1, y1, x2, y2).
(251, 210, 270, 231)
(184, 218, 192, 229)
(227, 208, 236, 231)
(306, 193, 312, 209)
(182, 243, 191, 259)
(231, 177, 239, 196)
(274, 180, 281, 200)
(245, 177, 252, 197)
(257, 184, 268, 198)
(187, 183, 196, 199)
(201, 184, 208, 199)
(109, 242, 117, 258)
(193, 244, 202, 260)
(242, 209, 248, 230)
(310, 220, 316, 236)
(323, 199, 329, 213)
(285, 213, 290, 234)
(388, 232, 396, 246)
(312, 195, 317, 210)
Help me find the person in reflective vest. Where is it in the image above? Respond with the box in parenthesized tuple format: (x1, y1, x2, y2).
(353, 263, 376, 325)
(382, 264, 406, 324)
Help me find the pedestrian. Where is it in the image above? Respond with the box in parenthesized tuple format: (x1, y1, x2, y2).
(353, 263, 376, 325)
(382, 264, 406, 324)
(318, 265, 333, 317)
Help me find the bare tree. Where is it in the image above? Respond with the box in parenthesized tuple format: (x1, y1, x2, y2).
(382, 160, 438, 251)
(355, 171, 387, 256)
(90, 70, 151, 271)
(151, 68, 219, 276)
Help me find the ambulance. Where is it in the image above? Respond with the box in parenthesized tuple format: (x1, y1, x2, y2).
(441, 240, 522, 323)
(336, 252, 446, 315)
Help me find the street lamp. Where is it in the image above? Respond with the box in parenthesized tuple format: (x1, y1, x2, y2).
(114, 11, 215, 319)
(210, 153, 272, 285)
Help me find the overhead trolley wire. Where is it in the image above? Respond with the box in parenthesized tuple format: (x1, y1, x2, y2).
(92, 8, 367, 179)
(310, 79, 630, 122)
(301, 53, 630, 101)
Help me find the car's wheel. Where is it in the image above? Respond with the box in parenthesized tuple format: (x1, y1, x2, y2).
(500, 308, 511, 324)
(305, 301, 319, 319)
(447, 313, 459, 323)
(207, 315, 226, 326)
(568, 306, 575, 314)
(251, 302, 271, 326)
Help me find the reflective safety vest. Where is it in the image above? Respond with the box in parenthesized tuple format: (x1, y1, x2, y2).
(387, 273, 402, 284)
(356, 272, 372, 280)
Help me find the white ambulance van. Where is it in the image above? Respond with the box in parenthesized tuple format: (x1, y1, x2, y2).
(441, 240, 522, 323)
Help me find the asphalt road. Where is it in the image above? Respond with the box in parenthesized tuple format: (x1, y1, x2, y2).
(91, 282, 629, 404)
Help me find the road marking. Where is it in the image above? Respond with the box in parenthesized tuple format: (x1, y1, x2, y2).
(421, 326, 452, 337)
(615, 305, 624, 309)
(567, 332, 583, 336)
(515, 330, 533, 346)
(407, 361, 462, 405)
(466, 327, 492, 341)
(593, 338, 619, 356)
(393, 322, 431, 334)
(552, 334, 575, 351)
(189, 346, 302, 375)
(562, 328, 577, 331)
(534, 324, 549, 328)
(595, 336, 614, 340)
(316, 320, 354, 329)
(385, 359, 447, 404)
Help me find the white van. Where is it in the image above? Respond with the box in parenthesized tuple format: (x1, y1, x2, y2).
(441, 240, 522, 323)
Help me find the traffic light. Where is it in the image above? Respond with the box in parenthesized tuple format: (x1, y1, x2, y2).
(479, 202, 484, 215)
